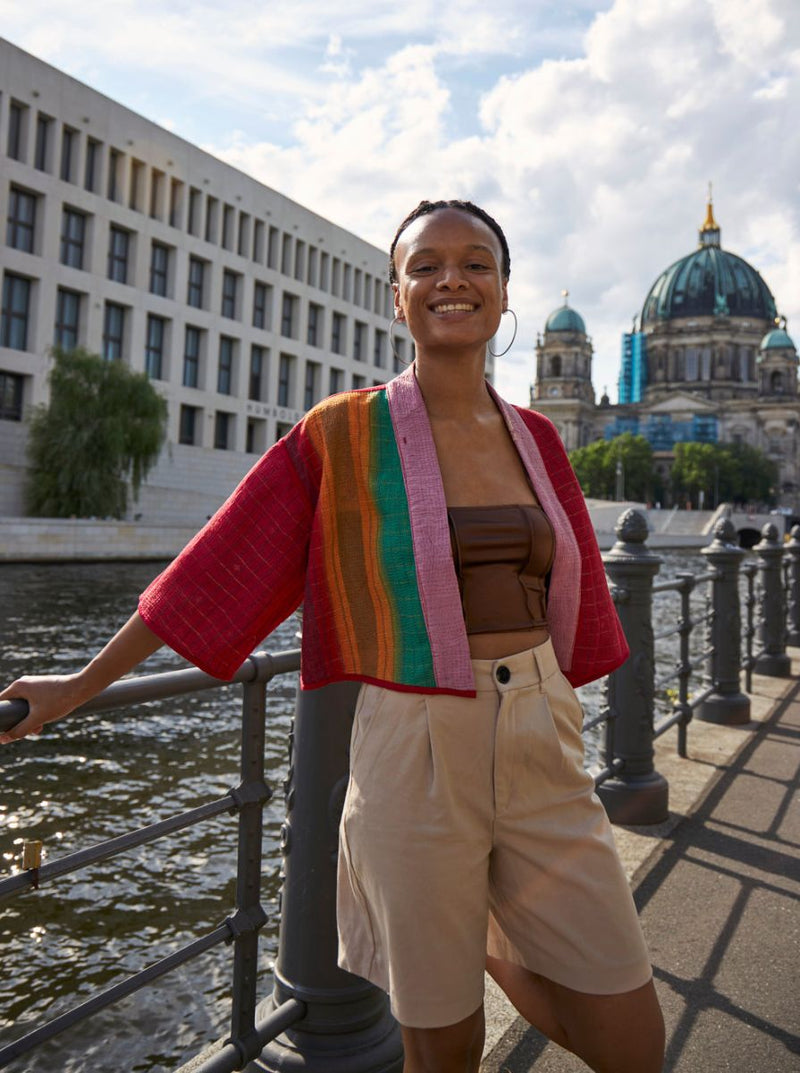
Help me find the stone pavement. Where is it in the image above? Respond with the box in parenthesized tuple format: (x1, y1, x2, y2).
(481, 662, 800, 1073)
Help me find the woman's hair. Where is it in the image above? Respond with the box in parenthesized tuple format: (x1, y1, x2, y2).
(388, 199, 511, 284)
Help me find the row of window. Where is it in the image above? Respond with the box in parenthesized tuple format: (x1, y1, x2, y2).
(6, 190, 393, 364)
(4, 99, 391, 310)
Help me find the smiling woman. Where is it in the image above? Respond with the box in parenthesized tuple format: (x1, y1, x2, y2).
(1, 200, 663, 1073)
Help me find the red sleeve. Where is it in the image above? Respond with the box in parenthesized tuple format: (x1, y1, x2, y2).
(138, 427, 319, 679)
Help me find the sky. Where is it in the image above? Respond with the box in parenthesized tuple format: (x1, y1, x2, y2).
(2, 0, 798, 405)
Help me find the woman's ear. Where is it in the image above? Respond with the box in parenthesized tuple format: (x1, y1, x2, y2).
(392, 283, 404, 321)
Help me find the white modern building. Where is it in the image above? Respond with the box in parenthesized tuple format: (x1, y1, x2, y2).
(0, 38, 437, 524)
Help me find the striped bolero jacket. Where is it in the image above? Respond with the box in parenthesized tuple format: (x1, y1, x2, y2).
(139, 365, 629, 695)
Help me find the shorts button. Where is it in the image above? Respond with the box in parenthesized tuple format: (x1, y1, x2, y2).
(496, 665, 511, 684)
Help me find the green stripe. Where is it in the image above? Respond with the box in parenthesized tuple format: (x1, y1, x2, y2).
(370, 392, 436, 686)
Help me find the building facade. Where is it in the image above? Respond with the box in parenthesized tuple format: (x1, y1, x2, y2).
(0, 39, 450, 523)
(532, 200, 799, 506)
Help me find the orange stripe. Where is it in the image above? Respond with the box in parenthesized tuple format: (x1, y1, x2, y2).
(348, 402, 395, 679)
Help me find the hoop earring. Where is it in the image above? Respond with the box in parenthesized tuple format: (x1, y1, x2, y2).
(390, 315, 411, 366)
(487, 309, 518, 358)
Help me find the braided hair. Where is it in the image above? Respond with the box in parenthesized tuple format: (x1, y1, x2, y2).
(388, 199, 511, 284)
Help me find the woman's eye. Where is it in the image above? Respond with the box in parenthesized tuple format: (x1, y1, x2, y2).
(410, 264, 436, 274)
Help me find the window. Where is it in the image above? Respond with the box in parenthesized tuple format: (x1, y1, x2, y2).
(54, 288, 81, 350)
(246, 418, 266, 455)
(187, 257, 205, 308)
(102, 302, 125, 360)
(129, 159, 145, 211)
(373, 329, 386, 369)
(214, 411, 232, 450)
(294, 241, 305, 281)
(319, 252, 330, 291)
(1, 274, 31, 351)
(252, 219, 265, 263)
(237, 212, 250, 257)
(352, 374, 366, 390)
(267, 226, 279, 269)
(34, 114, 52, 172)
(60, 208, 87, 269)
(205, 197, 218, 243)
(353, 321, 366, 361)
(281, 293, 297, 338)
(84, 139, 100, 193)
(149, 242, 170, 297)
(221, 269, 239, 319)
(253, 282, 271, 329)
(179, 404, 199, 445)
(278, 354, 294, 407)
(281, 233, 292, 275)
(0, 372, 24, 421)
(150, 169, 165, 219)
(249, 344, 266, 401)
(307, 246, 318, 287)
(145, 315, 166, 379)
(7, 101, 26, 161)
(307, 303, 321, 347)
(222, 204, 234, 250)
(60, 127, 77, 183)
(304, 361, 320, 410)
(183, 326, 201, 388)
(188, 187, 202, 235)
(169, 179, 184, 228)
(107, 226, 130, 283)
(331, 313, 345, 354)
(108, 148, 122, 201)
(329, 367, 343, 395)
(217, 336, 234, 394)
(343, 264, 352, 301)
(6, 188, 36, 253)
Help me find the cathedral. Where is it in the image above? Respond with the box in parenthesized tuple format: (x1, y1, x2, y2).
(531, 198, 799, 507)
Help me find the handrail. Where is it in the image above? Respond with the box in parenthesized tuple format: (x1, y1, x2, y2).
(0, 647, 302, 1072)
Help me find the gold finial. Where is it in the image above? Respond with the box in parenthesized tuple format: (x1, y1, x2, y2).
(701, 182, 718, 232)
(561, 288, 569, 305)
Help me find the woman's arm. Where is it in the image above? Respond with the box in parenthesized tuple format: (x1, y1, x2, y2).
(0, 611, 164, 743)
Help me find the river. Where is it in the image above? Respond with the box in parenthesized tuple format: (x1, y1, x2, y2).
(0, 551, 712, 1071)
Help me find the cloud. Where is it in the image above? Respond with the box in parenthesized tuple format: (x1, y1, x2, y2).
(2, 0, 798, 404)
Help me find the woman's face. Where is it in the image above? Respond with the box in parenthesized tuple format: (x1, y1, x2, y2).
(392, 208, 508, 354)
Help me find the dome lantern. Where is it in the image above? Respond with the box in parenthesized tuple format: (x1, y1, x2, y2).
(699, 183, 720, 248)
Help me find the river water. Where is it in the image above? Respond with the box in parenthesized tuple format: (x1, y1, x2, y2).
(0, 551, 712, 1072)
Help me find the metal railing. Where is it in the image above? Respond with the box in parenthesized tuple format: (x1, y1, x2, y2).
(2, 511, 799, 1070)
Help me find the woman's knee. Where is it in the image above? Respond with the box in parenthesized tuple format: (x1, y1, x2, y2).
(555, 978, 665, 1073)
(400, 1004, 485, 1073)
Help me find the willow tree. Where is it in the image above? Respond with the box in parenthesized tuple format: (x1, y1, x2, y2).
(26, 347, 167, 518)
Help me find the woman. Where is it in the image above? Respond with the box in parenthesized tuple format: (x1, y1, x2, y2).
(1, 200, 664, 1073)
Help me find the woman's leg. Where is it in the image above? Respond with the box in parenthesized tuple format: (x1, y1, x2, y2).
(487, 956, 664, 1073)
(401, 1004, 485, 1073)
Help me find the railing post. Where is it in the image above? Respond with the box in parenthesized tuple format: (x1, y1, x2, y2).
(753, 522, 791, 677)
(248, 681, 403, 1073)
(597, 509, 669, 825)
(696, 519, 751, 725)
(785, 525, 800, 646)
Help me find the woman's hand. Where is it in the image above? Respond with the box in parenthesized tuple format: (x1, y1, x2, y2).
(0, 674, 89, 742)
(0, 611, 165, 745)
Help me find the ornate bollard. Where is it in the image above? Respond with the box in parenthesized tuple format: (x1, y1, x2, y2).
(752, 522, 791, 677)
(249, 681, 403, 1072)
(696, 519, 751, 725)
(785, 525, 800, 647)
(597, 510, 669, 825)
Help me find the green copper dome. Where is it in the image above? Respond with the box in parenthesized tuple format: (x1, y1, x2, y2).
(545, 304, 586, 334)
(641, 203, 777, 326)
(760, 327, 795, 351)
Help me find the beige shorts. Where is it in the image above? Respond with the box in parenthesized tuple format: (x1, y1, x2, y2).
(337, 639, 652, 1028)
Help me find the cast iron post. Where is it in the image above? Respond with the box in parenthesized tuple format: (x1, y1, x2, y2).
(249, 681, 403, 1072)
(753, 522, 791, 677)
(696, 518, 751, 725)
(597, 509, 669, 825)
(785, 525, 800, 647)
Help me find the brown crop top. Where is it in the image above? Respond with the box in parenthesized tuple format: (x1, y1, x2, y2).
(447, 504, 555, 635)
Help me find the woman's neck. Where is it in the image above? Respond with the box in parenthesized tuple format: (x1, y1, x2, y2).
(413, 351, 495, 420)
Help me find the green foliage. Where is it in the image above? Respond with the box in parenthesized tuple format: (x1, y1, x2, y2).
(26, 347, 167, 518)
(569, 434, 654, 501)
(671, 441, 778, 507)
